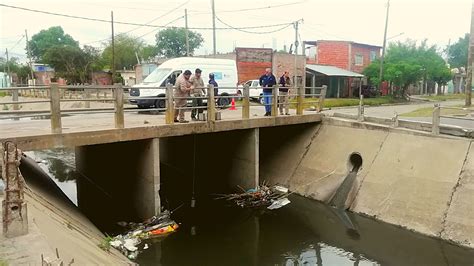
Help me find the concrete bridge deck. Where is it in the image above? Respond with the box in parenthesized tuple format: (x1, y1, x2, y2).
(0, 107, 323, 151)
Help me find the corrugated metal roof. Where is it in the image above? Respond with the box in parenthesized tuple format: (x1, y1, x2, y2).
(306, 64, 364, 78)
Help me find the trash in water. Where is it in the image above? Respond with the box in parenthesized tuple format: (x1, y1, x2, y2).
(107, 210, 178, 259)
(267, 197, 291, 210)
(215, 182, 290, 209)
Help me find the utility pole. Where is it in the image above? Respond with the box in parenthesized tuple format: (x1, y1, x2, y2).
(466, 1, 474, 107)
(379, 0, 390, 90)
(25, 29, 35, 85)
(185, 8, 190, 56)
(5, 49, 10, 85)
(211, 0, 216, 57)
(293, 20, 300, 88)
(111, 11, 115, 81)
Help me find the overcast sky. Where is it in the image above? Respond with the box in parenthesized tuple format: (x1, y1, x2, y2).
(0, 0, 472, 63)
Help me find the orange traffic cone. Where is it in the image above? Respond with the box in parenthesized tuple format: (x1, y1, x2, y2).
(229, 97, 236, 110)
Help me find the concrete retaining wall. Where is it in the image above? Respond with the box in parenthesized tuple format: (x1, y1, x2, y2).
(261, 118, 474, 248)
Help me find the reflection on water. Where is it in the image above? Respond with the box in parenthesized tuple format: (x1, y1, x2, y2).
(26, 149, 474, 266)
(24, 149, 79, 205)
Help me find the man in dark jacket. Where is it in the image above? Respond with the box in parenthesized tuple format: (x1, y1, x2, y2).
(278, 71, 291, 115)
(259, 68, 276, 116)
(209, 73, 219, 97)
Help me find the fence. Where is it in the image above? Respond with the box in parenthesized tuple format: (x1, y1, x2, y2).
(0, 83, 327, 134)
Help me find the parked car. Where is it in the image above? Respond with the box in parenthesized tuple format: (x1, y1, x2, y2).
(237, 79, 264, 105)
(129, 57, 238, 109)
(352, 85, 380, 98)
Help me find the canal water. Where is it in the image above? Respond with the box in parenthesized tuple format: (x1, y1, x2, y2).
(26, 149, 474, 266)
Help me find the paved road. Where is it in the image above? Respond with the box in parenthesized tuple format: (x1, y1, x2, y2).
(324, 100, 474, 129)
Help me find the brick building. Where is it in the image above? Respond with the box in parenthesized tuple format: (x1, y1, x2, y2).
(304, 40, 381, 97)
(305, 40, 381, 73)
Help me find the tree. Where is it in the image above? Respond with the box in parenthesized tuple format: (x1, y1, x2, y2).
(0, 57, 32, 82)
(142, 45, 159, 62)
(102, 35, 144, 70)
(155, 27, 203, 57)
(28, 26, 79, 62)
(447, 33, 469, 69)
(43, 45, 104, 84)
(363, 40, 451, 97)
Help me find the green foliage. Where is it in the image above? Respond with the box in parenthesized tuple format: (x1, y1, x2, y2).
(155, 27, 204, 57)
(447, 33, 469, 68)
(43, 44, 103, 84)
(98, 235, 114, 252)
(363, 40, 451, 96)
(0, 56, 31, 81)
(29, 26, 79, 62)
(142, 45, 159, 62)
(102, 35, 144, 70)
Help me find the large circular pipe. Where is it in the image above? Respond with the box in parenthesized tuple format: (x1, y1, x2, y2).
(349, 152, 363, 172)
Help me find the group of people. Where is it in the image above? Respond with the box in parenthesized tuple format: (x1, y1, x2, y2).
(173, 68, 219, 123)
(259, 68, 292, 116)
(172, 67, 292, 123)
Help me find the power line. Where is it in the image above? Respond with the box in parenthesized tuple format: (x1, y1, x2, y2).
(137, 16, 184, 39)
(189, 1, 307, 15)
(215, 16, 293, 34)
(0, 4, 295, 30)
(9, 35, 25, 51)
(83, 1, 188, 45)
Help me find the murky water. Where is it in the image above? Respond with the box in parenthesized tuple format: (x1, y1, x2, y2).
(26, 149, 474, 266)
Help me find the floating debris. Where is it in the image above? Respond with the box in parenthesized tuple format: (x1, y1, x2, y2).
(215, 183, 290, 209)
(108, 210, 178, 259)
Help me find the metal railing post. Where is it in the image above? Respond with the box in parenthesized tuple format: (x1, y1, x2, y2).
(271, 85, 278, 116)
(432, 104, 441, 135)
(318, 85, 327, 112)
(165, 84, 175, 124)
(242, 84, 250, 119)
(357, 94, 365, 122)
(114, 83, 124, 129)
(207, 84, 216, 122)
(297, 85, 304, 115)
(12, 89, 19, 110)
(49, 83, 62, 134)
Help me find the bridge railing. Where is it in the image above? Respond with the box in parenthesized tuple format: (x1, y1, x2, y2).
(0, 84, 327, 133)
(431, 104, 474, 135)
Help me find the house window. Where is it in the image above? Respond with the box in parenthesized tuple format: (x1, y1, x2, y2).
(355, 54, 364, 66)
(370, 51, 377, 61)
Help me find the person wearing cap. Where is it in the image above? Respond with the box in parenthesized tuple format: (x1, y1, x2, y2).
(174, 70, 193, 123)
(190, 68, 205, 121)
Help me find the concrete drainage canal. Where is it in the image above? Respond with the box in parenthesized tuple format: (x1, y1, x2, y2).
(16, 147, 474, 265)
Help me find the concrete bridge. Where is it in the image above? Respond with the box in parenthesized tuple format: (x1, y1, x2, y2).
(3, 84, 474, 256)
(0, 84, 325, 229)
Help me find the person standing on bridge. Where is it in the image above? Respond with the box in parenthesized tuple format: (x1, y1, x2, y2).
(174, 70, 193, 123)
(259, 68, 277, 116)
(190, 68, 205, 121)
(279, 71, 291, 115)
(209, 73, 219, 106)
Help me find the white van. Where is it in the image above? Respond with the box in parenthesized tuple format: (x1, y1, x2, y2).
(129, 57, 238, 109)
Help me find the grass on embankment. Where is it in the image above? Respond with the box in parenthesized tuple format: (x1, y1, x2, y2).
(401, 105, 474, 117)
(289, 96, 403, 109)
(0, 91, 7, 97)
(419, 93, 472, 101)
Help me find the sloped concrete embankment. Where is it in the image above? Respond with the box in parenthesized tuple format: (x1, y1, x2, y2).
(0, 156, 131, 265)
(260, 118, 474, 249)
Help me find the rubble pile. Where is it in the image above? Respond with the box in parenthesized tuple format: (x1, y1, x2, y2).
(216, 184, 291, 209)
